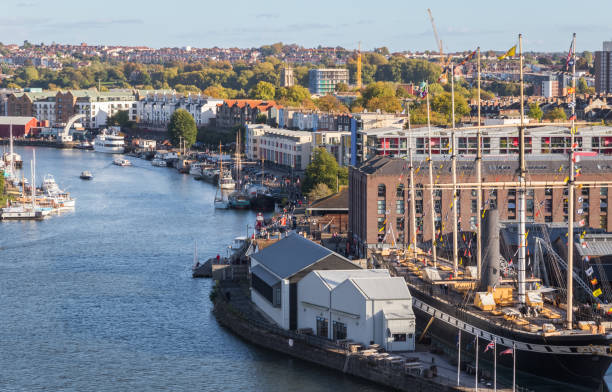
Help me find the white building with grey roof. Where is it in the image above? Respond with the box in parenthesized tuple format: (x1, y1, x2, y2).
(298, 270, 415, 352)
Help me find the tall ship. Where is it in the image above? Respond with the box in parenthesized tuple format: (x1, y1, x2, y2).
(93, 128, 125, 154)
(364, 36, 612, 390)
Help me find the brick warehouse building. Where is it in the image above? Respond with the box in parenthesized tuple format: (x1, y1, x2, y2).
(348, 155, 612, 256)
(0, 116, 38, 138)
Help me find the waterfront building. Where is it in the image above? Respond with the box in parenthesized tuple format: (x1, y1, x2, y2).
(596, 41, 612, 94)
(250, 233, 360, 330)
(348, 155, 612, 255)
(245, 124, 313, 170)
(306, 187, 349, 234)
(352, 125, 612, 165)
(297, 269, 415, 351)
(6, 89, 138, 129)
(0, 116, 38, 137)
(216, 99, 281, 129)
(308, 68, 349, 95)
(138, 93, 222, 128)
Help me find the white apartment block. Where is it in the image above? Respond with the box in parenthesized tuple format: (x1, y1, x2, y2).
(245, 124, 313, 170)
(138, 93, 223, 127)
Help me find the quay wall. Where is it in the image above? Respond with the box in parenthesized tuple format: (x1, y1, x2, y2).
(0, 139, 77, 149)
(212, 287, 463, 392)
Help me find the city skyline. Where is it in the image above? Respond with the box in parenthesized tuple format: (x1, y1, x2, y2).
(2, 0, 612, 52)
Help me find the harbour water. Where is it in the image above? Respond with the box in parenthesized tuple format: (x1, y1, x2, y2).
(0, 147, 386, 391)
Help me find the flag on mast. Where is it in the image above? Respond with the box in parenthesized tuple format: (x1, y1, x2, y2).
(565, 39, 575, 71)
(497, 45, 516, 60)
(484, 340, 495, 352)
(500, 347, 514, 355)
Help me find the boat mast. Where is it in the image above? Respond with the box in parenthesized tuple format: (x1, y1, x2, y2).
(31, 149, 36, 210)
(408, 102, 417, 259)
(517, 34, 527, 306)
(427, 82, 437, 266)
(218, 141, 222, 187)
(476, 47, 483, 280)
(9, 124, 14, 176)
(567, 32, 577, 330)
(451, 63, 459, 276)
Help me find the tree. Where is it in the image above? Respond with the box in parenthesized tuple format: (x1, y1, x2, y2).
(335, 82, 349, 92)
(250, 81, 275, 100)
(528, 103, 543, 122)
(106, 110, 130, 127)
(544, 107, 567, 122)
(577, 77, 595, 94)
(431, 92, 470, 123)
(366, 96, 402, 113)
(307, 183, 333, 202)
(167, 109, 197, 147)
(315, 95, 348, 113)
(302, 148, 346, 193)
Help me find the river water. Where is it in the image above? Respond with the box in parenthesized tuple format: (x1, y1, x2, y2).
(0, 147, 386, 392)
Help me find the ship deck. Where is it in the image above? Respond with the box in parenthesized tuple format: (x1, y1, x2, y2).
(379, 250, 610, 338)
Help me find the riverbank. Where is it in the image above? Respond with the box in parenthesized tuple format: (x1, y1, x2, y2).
(212, 280, 491, 392)
(0, 138, 78, 148)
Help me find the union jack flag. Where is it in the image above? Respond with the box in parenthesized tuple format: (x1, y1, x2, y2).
(484, 341, 495, 352)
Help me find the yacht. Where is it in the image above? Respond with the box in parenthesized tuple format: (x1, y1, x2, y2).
(94, 128, 125, 153)
(41, 174, 76, 209)
(113, 158, 131, 167)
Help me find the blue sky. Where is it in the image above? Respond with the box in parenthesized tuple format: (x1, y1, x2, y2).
(2, 0, 611, 52)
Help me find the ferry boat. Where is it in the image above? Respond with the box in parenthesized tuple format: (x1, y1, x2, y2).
(113, 158, 131, 167)
(94, 129, 125, 153)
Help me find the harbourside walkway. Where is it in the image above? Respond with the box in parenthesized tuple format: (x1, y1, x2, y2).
(213, 280, 514, 392)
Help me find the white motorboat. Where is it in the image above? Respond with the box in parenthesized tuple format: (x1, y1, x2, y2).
(94, 128, 125, 153)
(41, 174, 76, 210)
(0, 205, 46, 220)
(2, 152, 23, 169)
(80, 171, 93, 180)
(113, 158, 131, 167)
(151, 158, 167, 167)
(189, 162, 204, 176)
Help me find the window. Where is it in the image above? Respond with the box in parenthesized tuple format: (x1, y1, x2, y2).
(470, 216, 477, 230)
(316, 317, 328, 338)
(377, 199, 386, 215)
(601, 187, 608, 197)
(396, 199, 405, 214)
(601, 215, 608, 229)
(434, 199, 442, 214)
(333, 321, 347, 340)
(397, 217, 404, 231)
(393, 333, 407, 342)
(378, 184, 386, 197)
(396, 184, 404, 198)
(471, 199, 477, 214)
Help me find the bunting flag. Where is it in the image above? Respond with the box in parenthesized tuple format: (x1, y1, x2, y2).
(565, 39, 575, 71)
(591, 278, 598, 286)
(586, 266, 594, 276)
(500, 348, 514, 356)
(593, 288, 603, 298)
(567, 87, 576, 95)
(484, 341, 495, 352)
(458, 50, 477, 66)
(498, 45, 516, 60)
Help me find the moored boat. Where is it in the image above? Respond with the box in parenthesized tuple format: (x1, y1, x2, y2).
(113, 158, 131, 167)
(94, 128, 125, 154)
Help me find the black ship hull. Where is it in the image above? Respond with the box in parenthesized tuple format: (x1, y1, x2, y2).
(409, 283, 612, 390)
(249, 194, 276, 211)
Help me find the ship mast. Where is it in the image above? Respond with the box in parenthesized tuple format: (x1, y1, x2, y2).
(427, 82, 437, 266)
(451, 63, 459, 276)
(408, 103, 417, 259)
(517, 34, 527, 306)
(567, 33, 577, 330)
(476, 47, 483, 280)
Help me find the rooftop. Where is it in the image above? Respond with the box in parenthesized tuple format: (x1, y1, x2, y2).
(314, 269, 388, 290)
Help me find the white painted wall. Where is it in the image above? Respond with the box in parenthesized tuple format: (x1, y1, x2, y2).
(251, 288, 283, 326)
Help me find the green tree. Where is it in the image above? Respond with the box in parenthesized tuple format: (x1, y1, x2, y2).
(250, 81, 275, 100)
(307, 183, 333, 202)
(577, 77, 595, 94)
(431, 92, 470, 123)
(366, 96, 402, 113)
(315, 95, 349, 113)
(167, 109, 197, 147)
(544, 107, 567, 122)
(303, 148, 346, 193)
(106, 110, 130, 127)
(528, 103, 543, 122)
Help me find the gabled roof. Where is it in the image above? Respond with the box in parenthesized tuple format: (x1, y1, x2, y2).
(251, 233, 350, 279)
(314, 269, 388, 290)
(349, 277, 412, 300)
(251, 264, 280, 286)
(307, 187, 348, 211)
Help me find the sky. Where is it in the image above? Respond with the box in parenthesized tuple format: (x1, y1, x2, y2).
(2, 0, 612, 53)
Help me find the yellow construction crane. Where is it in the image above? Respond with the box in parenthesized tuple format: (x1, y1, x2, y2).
(356, 41, 362, 89)
(427, 8, 452, 83)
